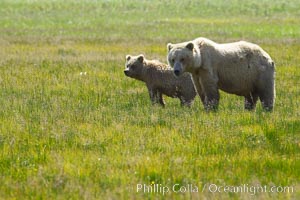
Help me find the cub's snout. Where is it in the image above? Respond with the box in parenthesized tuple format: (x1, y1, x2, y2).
(124, 69, 130, 76)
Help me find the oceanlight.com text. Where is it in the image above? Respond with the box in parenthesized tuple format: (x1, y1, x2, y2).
(205, 183, 294, 195)
(136, 183, 294, 196)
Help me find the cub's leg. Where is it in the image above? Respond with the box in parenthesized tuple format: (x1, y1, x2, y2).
(147, 87, 157, 105)
(157, 92, 165, 107)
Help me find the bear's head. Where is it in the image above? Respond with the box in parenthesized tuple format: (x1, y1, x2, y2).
(124, 54, 145, 80)
(167, 42, 201, 76)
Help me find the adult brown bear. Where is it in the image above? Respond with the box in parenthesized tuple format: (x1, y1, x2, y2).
(167, 37, 275, 111)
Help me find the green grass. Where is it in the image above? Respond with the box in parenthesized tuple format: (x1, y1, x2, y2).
(0, 0, 299, 199)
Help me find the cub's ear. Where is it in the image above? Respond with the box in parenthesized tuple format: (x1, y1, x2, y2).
(137, 54, 144, 63)
(186, 42, 194, 51)
(167, 43, 173, 52)
(126, 55, 131, 61)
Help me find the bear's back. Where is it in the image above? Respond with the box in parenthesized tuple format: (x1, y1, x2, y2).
(209, 41, 273, 95)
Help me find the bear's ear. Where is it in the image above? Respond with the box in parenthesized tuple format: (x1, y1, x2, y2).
(167, 43, 173, 52)
(186, 42, 194, 51)
(126, 55, 131, 61)
(137, 54, 144, 63)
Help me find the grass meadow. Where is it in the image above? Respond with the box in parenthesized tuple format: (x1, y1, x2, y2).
(0, 0, 299, 199)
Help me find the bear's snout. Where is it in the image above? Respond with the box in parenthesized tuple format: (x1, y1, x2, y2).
(174, 62, 182, 76)
(174, 69, 180, 76)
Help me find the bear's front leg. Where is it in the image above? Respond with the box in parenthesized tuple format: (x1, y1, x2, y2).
(244, 93, 258, 110)
(147, 87, 157, 105)
(200, 76, 220, 111)
(179, 97, 189, 107)
(191, 74, 205, 105)
(204, 90, 220, 111)
(157, 92, 165, 107)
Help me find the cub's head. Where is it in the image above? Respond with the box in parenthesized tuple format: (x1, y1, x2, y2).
(124, 54, 145, 80)
(167, 42, 201, 76)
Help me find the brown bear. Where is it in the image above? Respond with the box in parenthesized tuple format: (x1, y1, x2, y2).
(167, 37, 275, 111)
(124, 54, 197, 107)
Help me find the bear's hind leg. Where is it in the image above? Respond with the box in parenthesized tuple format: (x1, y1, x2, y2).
(244, 93, 258, 110)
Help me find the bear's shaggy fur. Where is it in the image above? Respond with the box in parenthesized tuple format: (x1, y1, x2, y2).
(124, 54, 197, 107)
(167, 37, 275, 111)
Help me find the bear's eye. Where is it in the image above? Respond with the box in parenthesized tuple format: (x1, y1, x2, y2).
(180, 58, 185, 62)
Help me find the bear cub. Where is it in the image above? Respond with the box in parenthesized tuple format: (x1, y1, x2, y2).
(124, 54, 197, 107)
